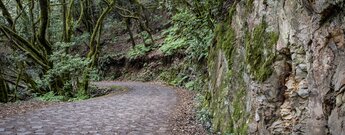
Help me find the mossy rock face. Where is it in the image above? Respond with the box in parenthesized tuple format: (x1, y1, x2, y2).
(203, 22, 249, 134)
(246, 0, 255, 14)
(202, 4, 280, 135)
(245, 21, 279, 82)
(203, 19, 279, 135)
(214, 23, 236, 69)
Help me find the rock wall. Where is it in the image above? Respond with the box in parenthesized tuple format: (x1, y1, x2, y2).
(204, 0, 345, 134)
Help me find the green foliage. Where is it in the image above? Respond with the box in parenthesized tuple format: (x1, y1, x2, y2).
(36, 42, 99, 96)
(159, 0, 223, 23)
(104, 19, 126, 34)
(196, 94, 212, 127)
(184, 77, 206, 92)
(158, 68, 187, 87)
(68, 90, 89, 102)
(71, 32, 90, 45)
(158, 70, 175, 82)
(170, 75, 188, 86)
(140, 31, 153, 45)
(159, 10, 213, 61)
(245, 21, 279, 82)
(0, 0, 126, 102)
(49, 3, 64, 43)
(157, 61, 207, 93)
(160, 27, 188, 55)
(36, 91, 64, 102)
(184, 81, 195, 90)
(127, 44, 151, 59)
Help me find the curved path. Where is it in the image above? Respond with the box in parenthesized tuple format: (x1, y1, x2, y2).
(0, 82, 178, 135)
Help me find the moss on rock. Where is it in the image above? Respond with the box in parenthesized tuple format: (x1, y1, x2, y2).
(202, 2, 279, 135)
(203, 20, 249, 134)
(245, 21, 279, 82)
(214, 22, 236, 69)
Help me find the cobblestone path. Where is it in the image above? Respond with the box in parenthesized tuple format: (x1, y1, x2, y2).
(0, 82, 177, 135)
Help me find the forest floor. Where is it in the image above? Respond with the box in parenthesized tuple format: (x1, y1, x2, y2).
(0, 81, 206, 135)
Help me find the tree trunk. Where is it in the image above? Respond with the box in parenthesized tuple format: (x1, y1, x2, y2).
(0, 69, 9, 103)
(38, 0, 52, 56)
(135, 1, 154, 46)
(0, 24, 50, 70)
(14, 63, 24, 101)
(83, 0, 95, 34)
(82, 0, 115, 94)
(61, 0, 68, 42)
(125, 18, 136, 48)
(29, 0, 36, 44)
(139, 21, 154, 46)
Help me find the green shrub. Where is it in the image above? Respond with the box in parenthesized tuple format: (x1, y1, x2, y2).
(196, 94, 212, 129)
(159, 10, 213, 61)
(36, 42, 99, 97)
(140, 31, 153, 45)
(185, 81, 195, 90)
(170, 75, 188, 86)
(127, 44, 151, 60)
(68, 90, 89, 101)
(36, 91, 64, 101)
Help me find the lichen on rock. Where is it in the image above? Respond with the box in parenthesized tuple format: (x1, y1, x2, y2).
(204, 0, 345, 134)
(245, 20, 279, 82)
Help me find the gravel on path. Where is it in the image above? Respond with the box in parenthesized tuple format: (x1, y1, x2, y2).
(0, 81, 206, 135)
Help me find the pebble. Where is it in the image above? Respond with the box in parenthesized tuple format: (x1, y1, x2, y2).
(32, 126, 43, 129)
(297, 88, 309, 98)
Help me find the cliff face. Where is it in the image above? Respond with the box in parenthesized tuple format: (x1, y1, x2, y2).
(204, 0, 345, 134)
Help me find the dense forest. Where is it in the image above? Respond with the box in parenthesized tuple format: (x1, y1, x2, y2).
(1, 0, 345, 134)
(0, 0, 219, 102)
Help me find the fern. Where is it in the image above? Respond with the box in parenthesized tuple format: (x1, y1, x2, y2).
(127, 44, 151, 59)
(36, 91, 64, 101)
(159, 10, 213, 62)
(36, 42, 99, 97)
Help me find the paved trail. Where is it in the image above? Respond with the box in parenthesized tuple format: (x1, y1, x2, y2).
(0, 82, 178, 135)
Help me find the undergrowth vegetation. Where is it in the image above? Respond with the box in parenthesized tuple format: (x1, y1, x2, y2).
(36, 42, 99, 99)
(127, 44, 152, 60)
(35, 90, 89, 102)
(159, 10, 213, 61)
(153, 8, 214, 102)
(35, 91, 65, 102)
